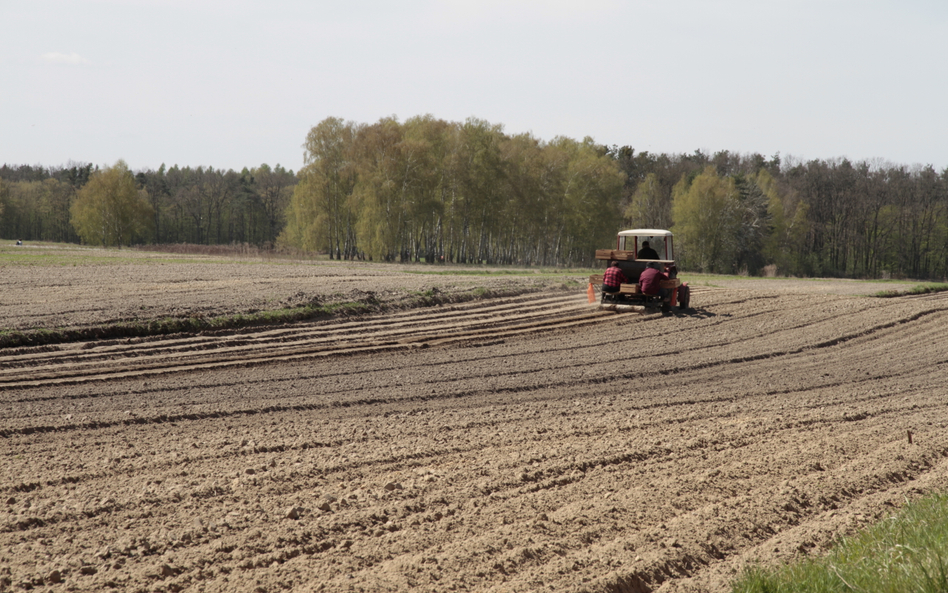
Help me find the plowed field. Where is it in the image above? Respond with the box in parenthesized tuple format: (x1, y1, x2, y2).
(3, 250, 948, 593)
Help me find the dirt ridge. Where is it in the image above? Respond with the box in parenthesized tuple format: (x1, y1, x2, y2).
(4, 272, 948, 592)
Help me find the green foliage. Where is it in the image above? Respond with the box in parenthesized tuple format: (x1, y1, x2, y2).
(0, 178, 6, 224)
(0, 177, 79, 243)
(281, 117, 359, 259)
(555, 136, 626, 263)
(0, 304, 347, 348)
(732, 492, 948, 593)
(280, 116, 624, 266)
(732, 172, 772, 275)
(250, 163, 295, 242)
(624, 172, 668, 229)
(350, 116, 414, 261)
(671, 166, 741, 273)
(760, 169, 809, 276)
(9, 132, 948, 280)
(70, 161, 154, 246)
(874, 282, 948, 297)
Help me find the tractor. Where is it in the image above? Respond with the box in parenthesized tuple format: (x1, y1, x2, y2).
(589, 229, 691, 312)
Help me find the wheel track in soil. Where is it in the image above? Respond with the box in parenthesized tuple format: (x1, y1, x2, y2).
(5, 292, 945, 467)
(0, 292, 636, 388)
(5, 288, 944, 429)
(0, 287, 906, 424)
(0, 285, 888, 395)
(0, 284, 774, 393)
(7, 313, 947, 483)
(5, 288, 948, 593)
(6, 370, 946, 510)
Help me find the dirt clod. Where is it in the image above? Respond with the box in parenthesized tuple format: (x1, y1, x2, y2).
(285, 507, 302, 520)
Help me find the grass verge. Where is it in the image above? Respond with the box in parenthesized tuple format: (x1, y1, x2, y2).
(873, 283, 948, 298)
(402, 267, 598, 277)
(0, 285, 552, 349)
(0, 301, 371, 349)
(731, 492, 948, 593)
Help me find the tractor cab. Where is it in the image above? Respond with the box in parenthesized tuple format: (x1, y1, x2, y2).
(597, 229, 677, 283)
(616, 229, 674, 262)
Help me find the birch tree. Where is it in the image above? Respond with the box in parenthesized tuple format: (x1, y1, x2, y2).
(70, 160, 153, 246)
(671, 166, 741, 272)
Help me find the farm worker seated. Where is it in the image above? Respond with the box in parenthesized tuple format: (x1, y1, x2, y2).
(639, 262, 671, 312)
(637, 241, 659, 260)
(602, 261, 627, 294)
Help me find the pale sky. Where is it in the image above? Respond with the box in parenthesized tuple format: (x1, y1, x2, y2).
(3, 0, 947, 173)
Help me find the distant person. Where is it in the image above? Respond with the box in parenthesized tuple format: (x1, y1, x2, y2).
(15, 240, 22, 246)
(602, 261, 627, 294)
(638, 262, 671, 313)
(637, 241, 659, 260)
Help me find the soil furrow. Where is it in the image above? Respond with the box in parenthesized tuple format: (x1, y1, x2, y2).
(0, 309, 616, 388)
(6, 270, 948, 593)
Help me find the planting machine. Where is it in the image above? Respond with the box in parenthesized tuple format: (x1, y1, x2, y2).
(589, 229, 691, 313)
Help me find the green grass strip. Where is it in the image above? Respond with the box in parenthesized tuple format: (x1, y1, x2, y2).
(0, 301, 372, 349)
(402, 268, 598, 277)
(0, 285, 554, 349)
(731, 492, 948, 593)
(874, 283, 948, 298)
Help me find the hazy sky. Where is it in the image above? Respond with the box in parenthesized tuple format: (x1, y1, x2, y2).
(3, 0, 947, 173)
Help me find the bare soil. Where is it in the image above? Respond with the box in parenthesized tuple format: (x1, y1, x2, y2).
(0, 247, 568, 332)
(2, 248, 947, 593)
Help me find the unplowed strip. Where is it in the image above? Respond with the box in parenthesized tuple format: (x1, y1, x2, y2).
(0, 293, 630, 387)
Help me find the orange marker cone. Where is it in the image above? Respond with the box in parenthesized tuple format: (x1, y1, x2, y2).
(587, 283, 595, 303)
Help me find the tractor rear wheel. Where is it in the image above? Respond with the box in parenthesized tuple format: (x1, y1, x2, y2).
(678, 285, 690, 310)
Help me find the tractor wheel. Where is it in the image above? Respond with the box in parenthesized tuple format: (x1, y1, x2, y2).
(678, 285, 690, 310)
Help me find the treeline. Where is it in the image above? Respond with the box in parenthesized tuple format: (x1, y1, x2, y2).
(614, 150, 948, 279)
(3, 115, 948, 279)
(281, 115, 624, 265)
(0, 163, 94, 243)
(0, 162, 296, 246)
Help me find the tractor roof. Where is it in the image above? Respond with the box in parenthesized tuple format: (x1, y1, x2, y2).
(617, 229, 673, 237)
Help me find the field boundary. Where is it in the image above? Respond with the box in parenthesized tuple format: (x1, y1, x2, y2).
(0, 285, 558, 349)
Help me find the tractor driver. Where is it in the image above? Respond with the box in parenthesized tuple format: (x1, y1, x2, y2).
(602, 261, 627, 294)
(637, 241, 659, 260)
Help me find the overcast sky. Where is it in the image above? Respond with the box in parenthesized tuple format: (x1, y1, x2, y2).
(3, 0, 947, 173)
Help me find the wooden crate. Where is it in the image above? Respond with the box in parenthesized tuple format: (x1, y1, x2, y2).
(594, 249, 636, 261)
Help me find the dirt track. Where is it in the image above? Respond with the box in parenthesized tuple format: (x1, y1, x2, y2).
(3, 255, 948, 592)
